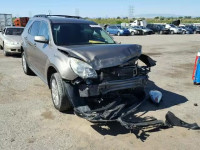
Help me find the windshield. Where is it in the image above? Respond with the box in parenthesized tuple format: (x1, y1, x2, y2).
(159, 25, 165, 29)
(133, 26, 140, 29)
(5, 28, 24, 35)
(52, 23, 115, 46)
(170, 24, 176, 28)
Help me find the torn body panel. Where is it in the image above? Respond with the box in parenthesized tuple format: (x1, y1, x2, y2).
(58, 44, 159, 129)
(65, 53, 159, 129)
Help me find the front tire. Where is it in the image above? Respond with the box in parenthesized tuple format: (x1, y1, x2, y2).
(50, 73, 72, 112)
(170, 30, 174, 34)
(131, 31, 135, 36)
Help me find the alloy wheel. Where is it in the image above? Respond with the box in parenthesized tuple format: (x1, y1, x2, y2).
(51, 79, 60, 106)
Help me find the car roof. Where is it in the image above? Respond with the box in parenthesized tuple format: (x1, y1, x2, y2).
(49, 17, 97, 24)
(32, 15, 97, 25)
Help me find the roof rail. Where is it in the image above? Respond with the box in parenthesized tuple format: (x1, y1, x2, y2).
(33, 14, 48, 18)
(33, 14, 81, 19)
(48, 15, 81, 19)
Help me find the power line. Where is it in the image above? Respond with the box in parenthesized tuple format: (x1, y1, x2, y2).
(128, 0, 134, 19)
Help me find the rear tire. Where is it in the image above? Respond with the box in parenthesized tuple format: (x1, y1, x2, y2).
(170, 30, 174, 34)
(131, 31, 135, 36)
(50, 73, 72, 112)
(22, 52, 34, 75)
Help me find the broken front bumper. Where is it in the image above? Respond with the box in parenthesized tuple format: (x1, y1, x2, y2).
(79, 76, 148, 97)
(74, 95, 165, 130)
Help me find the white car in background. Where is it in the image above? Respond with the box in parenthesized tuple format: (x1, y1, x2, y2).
(0, 27, 24, 56)
(165, 24, 182, 34)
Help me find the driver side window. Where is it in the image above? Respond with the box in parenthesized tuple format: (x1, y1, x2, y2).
(38, 22, 49, 40)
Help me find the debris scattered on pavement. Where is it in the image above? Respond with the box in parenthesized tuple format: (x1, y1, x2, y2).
(165, 111, 200, 130)
(194, 103, 198, 106)
(149, 90, 162, 104)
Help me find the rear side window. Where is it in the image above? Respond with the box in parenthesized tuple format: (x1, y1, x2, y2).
(29, 21, 40, 36)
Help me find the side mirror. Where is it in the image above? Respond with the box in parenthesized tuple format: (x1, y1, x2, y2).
(34, 36, 49, 43)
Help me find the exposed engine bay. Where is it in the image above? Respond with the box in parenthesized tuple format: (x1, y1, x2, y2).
(67, 54, 164, 129)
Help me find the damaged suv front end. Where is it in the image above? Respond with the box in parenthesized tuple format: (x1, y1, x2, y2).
(22, 15, 162, 130)
(57, 44, 157, 128)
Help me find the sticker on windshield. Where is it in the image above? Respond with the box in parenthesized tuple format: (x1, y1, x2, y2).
(90, 25, 101, 28)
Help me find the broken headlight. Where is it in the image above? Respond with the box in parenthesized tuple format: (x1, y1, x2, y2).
(70, 58, 97, 79)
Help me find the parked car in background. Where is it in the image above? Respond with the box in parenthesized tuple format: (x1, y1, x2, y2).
(128, 26, 143, 35)
(106, 25, 130, 36)
(165, 24, 182, 34)
(147, 24, 170, 34)
(181, 24, 196, 32)
(179, 26, 193, 34)
(194, 26, 200, 34)
(136, 26, 154, 35)
(0, 26, 24, 56)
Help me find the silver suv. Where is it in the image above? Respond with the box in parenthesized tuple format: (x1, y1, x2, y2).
(21, 15, 156, 126)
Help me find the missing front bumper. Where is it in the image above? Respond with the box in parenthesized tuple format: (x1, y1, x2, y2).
(74, 95, 164, 130)
(78, 76, 148, 97)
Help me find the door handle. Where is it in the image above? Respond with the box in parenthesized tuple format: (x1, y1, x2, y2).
(33, 43, 37, 47)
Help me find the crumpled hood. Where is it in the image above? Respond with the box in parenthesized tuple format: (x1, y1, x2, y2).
(4, 35, 22, 43)
(58, 44, 142, 70)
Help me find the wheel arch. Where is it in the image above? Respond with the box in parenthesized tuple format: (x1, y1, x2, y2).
(47, 66, 59, 88)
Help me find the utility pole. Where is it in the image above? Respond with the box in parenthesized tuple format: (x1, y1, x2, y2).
(128, 0, 134, 20)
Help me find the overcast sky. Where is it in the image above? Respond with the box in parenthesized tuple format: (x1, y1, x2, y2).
(1, 0, 199, 18)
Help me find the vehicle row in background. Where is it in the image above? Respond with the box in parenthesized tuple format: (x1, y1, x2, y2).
(105, 23, 200, 36)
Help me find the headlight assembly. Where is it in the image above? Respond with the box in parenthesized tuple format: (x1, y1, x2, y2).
(70, 58, 97, 79)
